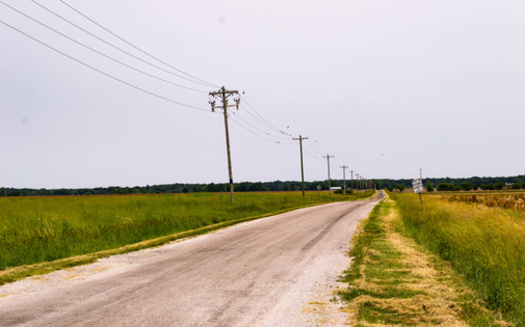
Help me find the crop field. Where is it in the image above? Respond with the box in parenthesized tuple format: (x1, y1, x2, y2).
(0, 191, 374, 271)
(390, 192, 525, 326)
(440, 192, 525, 212)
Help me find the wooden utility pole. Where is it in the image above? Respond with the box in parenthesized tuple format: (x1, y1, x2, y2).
(340, 165, 348, 195)
(293, 135, 308, 196)
(209, 86, 240, 203)
(351, 170, 354, 191)
(323, 154, 335, 195)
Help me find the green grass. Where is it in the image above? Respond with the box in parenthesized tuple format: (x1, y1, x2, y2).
(340, 195, 508, 326)
(0, 191, 374, 271)
(391, 192, 525, 326)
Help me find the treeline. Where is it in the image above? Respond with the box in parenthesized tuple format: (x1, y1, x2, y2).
(0, 179, 358, 197)
(4, 175, 525, 197)
(375, 175, 525, 191)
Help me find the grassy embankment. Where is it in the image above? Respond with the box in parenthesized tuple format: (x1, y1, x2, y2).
(339, 194, 507, 326)
(390, 192, 525, 326)
(0, 190, 374, 284)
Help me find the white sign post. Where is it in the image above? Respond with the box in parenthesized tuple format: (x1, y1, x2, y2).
(412, 168, 423, 204)
(412, 179, 424, 194)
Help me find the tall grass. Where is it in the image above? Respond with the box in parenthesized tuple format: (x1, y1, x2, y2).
(391, 193, 525, 326)
(0, 191, 373, 269)
(441, 192, 525, 212)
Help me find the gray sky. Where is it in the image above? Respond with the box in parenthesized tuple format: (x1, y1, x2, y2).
(1, 0, 524, 189)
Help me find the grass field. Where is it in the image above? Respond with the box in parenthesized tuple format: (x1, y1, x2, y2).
(0, 191, 374, 272)
(439, 192, 525, 212)
(391, 192, 525, 326)
(339, 196, 506, 326)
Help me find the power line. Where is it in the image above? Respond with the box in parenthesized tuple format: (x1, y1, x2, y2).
(230, 111, 289, 140)
(240, 96, 294, 137)
(229, 116, 294, 144)
(309, 140, 325, 156)
(27, 0, 298, 145)
(239, 105, 290, 140)
(59, 0, 218, 88)
(29, 0, 212, 90)
(0, 19, 209, 112)
(303, 147, 319, 159)
(305, 141, 323, 156)
(1, 1, 207, 94)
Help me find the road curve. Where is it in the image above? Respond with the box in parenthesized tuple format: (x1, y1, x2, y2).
(0, 192, 383, 327)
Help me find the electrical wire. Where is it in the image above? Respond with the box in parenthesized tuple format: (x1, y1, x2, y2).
(0, 19, 209, 112)
(29, 0, 212, 91)
(240, 97, 294, 137)
(303, 147, 320, 159)
(305, 141, 323, 156)
(239, 105, 291, 139)
(230, 111, 289, 140)
(1, 1, 207, 94)
(59, 0, 219, 88)
(228, 115, 294, 145)
(309, 140, 325, 156)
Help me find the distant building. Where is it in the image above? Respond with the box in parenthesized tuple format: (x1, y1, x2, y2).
(330, 187, 342, 191)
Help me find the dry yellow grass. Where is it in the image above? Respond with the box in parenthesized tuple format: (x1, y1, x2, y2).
(340, 196, 511, 326)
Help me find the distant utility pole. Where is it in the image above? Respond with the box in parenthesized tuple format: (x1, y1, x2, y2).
(340, 165, 348, 195)
(293, 135, 309, 196)
(323, 154, 335, 195)
(351, 170, 354, 191)
(420, 168, 423, 204)
(209, 86, 240, 204)
(355, 173, 359, 190)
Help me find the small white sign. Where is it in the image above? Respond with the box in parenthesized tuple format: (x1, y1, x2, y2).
(412, 179, 424, 193)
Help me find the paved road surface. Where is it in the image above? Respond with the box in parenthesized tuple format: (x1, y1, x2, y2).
(0, 192, 383, 327)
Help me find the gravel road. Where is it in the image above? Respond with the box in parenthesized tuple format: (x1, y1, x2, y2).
(0, 192, 383, 327)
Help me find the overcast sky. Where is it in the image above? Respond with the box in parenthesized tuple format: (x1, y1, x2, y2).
(1, 0, 524, 189)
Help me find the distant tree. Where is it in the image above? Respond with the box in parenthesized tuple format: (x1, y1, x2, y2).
(480, 184, 493, 190)
(396, 184, 405, 192)
(437, 183, 455, 192)
(283, 183, 297, 191)
(426, 182, 434, 192)
(387, 186, 394, 192)
(472, 184, 479, 191)
(459, 182, 473, 191)
(237, 183, 249, 192)
(251, 182, 267, 192)
(494, 182, 506, 190)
